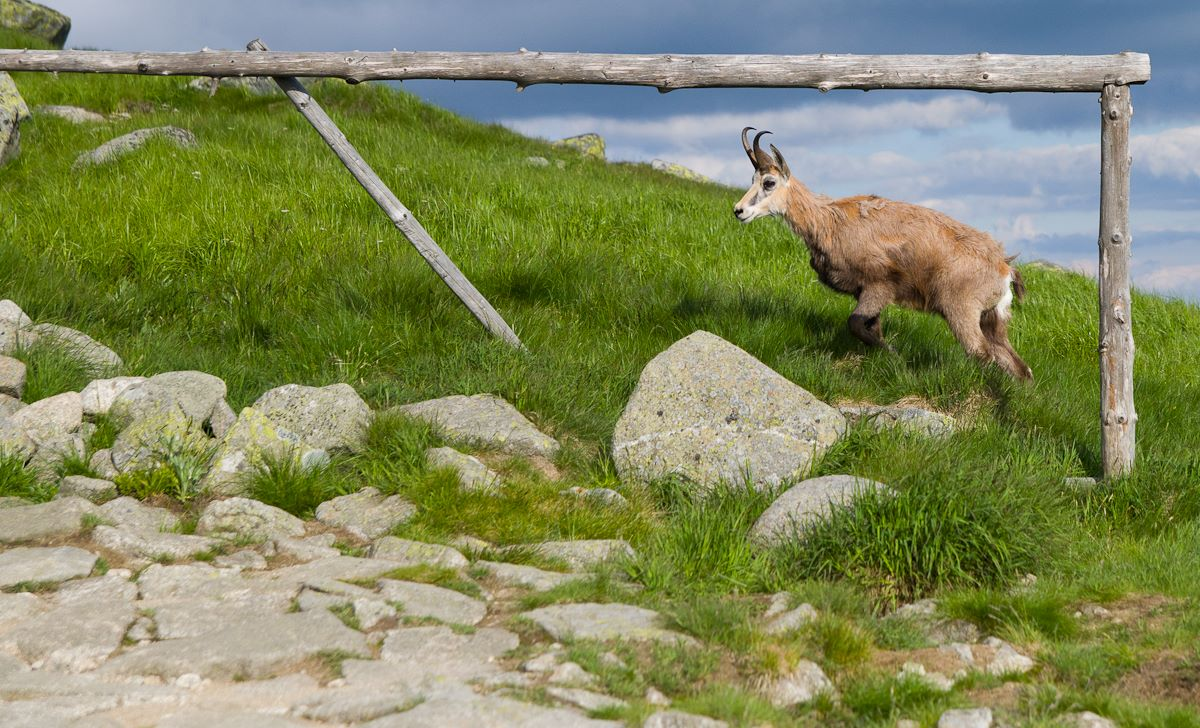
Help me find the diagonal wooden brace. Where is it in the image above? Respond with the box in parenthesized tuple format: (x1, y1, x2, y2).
(247, 38, 524, 350)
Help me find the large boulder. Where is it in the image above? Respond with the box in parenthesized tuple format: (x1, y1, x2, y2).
(73, 126, 197, 169)
(399, 393, 559, 458)
(613, 331, 845, 491)
(0, 71, 30, 167)
(651, 159, 714, 184)
(199, 406, 311, 495)
(252, 383, 370, 453)
(553, 133, 605, 160)
(0, 390, 82, 460)
(109, 371, 224, 472)
(0, 0, 71, 47)
(0, 354, 25, 399)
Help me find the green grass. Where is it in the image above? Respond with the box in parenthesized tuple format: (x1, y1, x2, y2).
(0, 453, 55, 502)
(5, 35, 1200, 723)
(243, 451, 356, 519)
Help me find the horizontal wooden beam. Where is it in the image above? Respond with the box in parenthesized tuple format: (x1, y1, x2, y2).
(0, 49, 1150, 92)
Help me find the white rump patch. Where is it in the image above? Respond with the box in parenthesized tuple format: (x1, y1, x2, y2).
(996, 271, 1014, 320)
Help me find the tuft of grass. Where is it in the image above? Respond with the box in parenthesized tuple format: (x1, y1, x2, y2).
(780, 459, 1066, 603)
(1046, 640, 1140, 690)
(674, 683, 794, 727)
(518, 569, 639, 610)
(86, 415, 120, 453)
(629, 479, 784, 595)
(839, 671, 957, 723)
(808, 614, 873, 669)
(244, 451, 356, 519)
(8, 340, 97, 403)
(114, 465, 182, 501)
(666, 593, 759, 654)
(566, 639, 721, 701)
(941, 588, 1078, 642)
(328, 603, 362, 631)
(376, 564, 484, 599)
(0, 453, 55, 502)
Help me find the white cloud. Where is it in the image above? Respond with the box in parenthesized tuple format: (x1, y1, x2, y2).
(1139, 263, 1200, 292)
(1132, 126, 1200, 180)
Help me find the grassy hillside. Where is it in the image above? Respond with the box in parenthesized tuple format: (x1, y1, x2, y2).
(4, 28, 1200, 725)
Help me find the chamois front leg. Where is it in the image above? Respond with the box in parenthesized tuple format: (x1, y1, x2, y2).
(848, 289, 896, 353)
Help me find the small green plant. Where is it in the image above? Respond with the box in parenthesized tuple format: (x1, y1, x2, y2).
(86, 415, 120, 452)
(667, 593, 759, 654)
(0, 453, 55, 502)
(156, 433, 215, 503)
(328, 603, 361, 631)
(93, 557, 110, 576)
(941, 589, 1078, 642)
(55, 449, 97, 479)
(808, 614, 873, 669)
(839, 671, 954, 722)
(114, 465, 181, 500)
(80, 512, 111, 533)
(375, 564, 484, 599)
(244, 450, 355, 519)
(518, 569, 638, 610)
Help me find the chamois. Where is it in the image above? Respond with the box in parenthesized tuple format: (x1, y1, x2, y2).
(733, 128, 1033, 381)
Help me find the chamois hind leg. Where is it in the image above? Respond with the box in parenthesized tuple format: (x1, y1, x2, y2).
(981, 308, 1034, 381)
(943, 304, 993, 370)
(848, 288, 895, 353)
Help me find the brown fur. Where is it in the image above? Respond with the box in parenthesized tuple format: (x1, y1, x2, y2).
(735, 145, 1032, 380)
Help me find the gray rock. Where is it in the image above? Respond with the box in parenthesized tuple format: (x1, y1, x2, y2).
(525, 155, 550, 167)
(53, 571, 137, 605)
(983, 637, 1035, 675)
(549, 660, 599, 686)
(257, 555, 415, 588)
(1, 71, 31, 167)
(158, 711, 313, 728)
(839, 404, 957, 438)
(253, 382, 371, 453)
(399, 394, 560, 458)
(0, 354, 24, 399)
(546, 686, 628, 712)
(58, 475, 117, 503)
(200, 406, 309, 495)
(359, 690, 621, 727)
(0, 1, 72, 47)
(0, 391, 82, 459)
(24, 323, 122, 372)
(0, 392, 21, 418)
(370, 536, 468, 569)
(214, 549, 269, 570)
(377, 625, 520, 683)
(98, 496, 179, 533)
(297, 578, 379, 613)
(209, 398, 237, 438)
(88, 448, 119, 480)
(0, 598, 134, 672)
(750, 475, 893, 547)
(0, 545, 97, 588)
(91, 525, 218, 561)
(111, 370, 226, 429)
(553, 132, 606, 160)
(644, 711, 729, 728)
(73, 125, 198, 168)
(196, 497, 306, 541)
(297, 689, 422, 723)
(898, 662, 954, 692)
(273, 533, 341, 562)
(353, 596, 399, 629)
(101, 609, 366, 679)
(651, 159, 714, 184)
(764, 603, 819, 634)
(315, 487, 417, 539)
(378, 579, 487, 625)
(26, 432, 84, 480)
(560, 486, 628, 507)
(523, 603, 697, 644)
(1064, 476, 1098, 489)
(80, 376, 145, 417)
(425, 446, 502, 492)
(475, 559, 584, 591)
(535, 539, 635, 571)
(186, 75, 280, 96)
(0, 497, 101, 544)
(33, 104, 105, 123)
(0, 591, 46, 630)
(0, 300, 31, 328)
(613, 331, 845, 491)
(645, 687, 671, 706)
(763, 659, 834, 707)
(937, 708, 993, 728)
(1062, 712, 1118, 728)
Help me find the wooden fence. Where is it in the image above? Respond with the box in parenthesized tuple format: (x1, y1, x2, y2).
(0, 45, 1151, 477)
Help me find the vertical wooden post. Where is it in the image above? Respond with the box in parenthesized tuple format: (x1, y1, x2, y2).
(247, 39, 524, 350)
(1098, 83, 1136, 477)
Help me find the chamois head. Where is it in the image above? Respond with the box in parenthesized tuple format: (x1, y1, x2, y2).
(734, 127, 792, 223)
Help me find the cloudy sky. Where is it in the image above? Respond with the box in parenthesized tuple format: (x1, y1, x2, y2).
(49, 0, 1200, 301)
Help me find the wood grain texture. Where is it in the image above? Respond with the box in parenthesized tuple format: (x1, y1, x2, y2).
(0, 49, 1150, 92)
(245, 40, 523, 350)
(1098, 84, 1136, 477)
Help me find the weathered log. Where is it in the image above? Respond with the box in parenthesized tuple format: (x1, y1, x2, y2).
(1098, 84, 1136, 477)
(0, 49, 1150, 92)
(246, 39, 523, 350)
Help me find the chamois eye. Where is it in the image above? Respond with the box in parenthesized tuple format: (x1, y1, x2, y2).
(762, 178, 776, 191)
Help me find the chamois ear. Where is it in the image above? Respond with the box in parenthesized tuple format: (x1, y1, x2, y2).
(770, 144, 791, 179)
